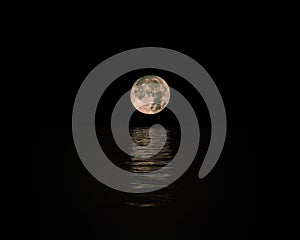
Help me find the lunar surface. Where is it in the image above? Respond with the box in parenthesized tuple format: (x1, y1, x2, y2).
(130, 75, 170, 114)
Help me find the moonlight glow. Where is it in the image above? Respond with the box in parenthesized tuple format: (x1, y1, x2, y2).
(130, 75, 170, 114)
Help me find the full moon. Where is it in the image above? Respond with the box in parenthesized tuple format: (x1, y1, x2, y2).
(130, 75, 170, 114)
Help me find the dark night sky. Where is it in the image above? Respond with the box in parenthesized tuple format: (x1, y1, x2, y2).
(21, 23, 273, 240)
(4, 5, 296, 239)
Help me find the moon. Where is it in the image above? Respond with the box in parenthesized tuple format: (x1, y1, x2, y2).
(130, 75, 170, 114)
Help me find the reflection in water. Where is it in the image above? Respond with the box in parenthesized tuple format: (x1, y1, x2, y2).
(125, 127, 174, 208)
(126, 193, 172, 208)
(128, 127, 172, 172)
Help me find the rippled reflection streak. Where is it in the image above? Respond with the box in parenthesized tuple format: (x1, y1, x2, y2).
(126, 127, 173, 208)
(128, 127, 172, 172)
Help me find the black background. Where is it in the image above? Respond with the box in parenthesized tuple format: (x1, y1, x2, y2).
(29, 32, 258, 240)
(15, 15, 285, 239)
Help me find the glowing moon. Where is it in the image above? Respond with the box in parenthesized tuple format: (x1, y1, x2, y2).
(130, 75, 170, 114)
